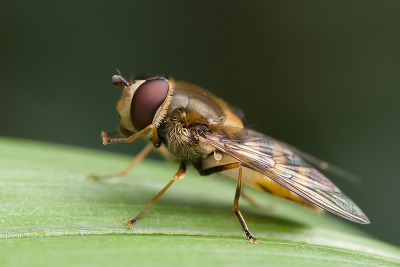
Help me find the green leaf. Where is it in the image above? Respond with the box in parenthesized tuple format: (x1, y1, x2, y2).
(0, 137, 399, 266)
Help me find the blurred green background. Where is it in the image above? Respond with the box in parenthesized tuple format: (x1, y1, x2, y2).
(1, 1, 399, 246)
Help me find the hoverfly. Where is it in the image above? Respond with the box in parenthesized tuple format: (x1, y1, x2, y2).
(90, 73, 370, 243)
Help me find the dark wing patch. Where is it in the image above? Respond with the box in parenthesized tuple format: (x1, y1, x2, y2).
(197, 129, 369, 224)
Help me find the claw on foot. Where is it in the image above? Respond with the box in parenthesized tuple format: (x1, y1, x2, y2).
(124, 220, 133, 229)
(101, 131, 108, 138)
(249, 238, 259, 244)
(102, 137, 110, 145)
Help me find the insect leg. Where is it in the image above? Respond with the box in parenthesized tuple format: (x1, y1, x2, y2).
(233, 164, 259, 243)
(195, 162, 240, 175)
(124, 161, 186, 228)
(196, 162, 258, 243)
(103, 124, 160, 147)
(88, 143, 153, 179)
(101, 131, 122, 138)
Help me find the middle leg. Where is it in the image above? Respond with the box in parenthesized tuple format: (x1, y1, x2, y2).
(233, 164, 258, 243)
(195, 162, 258, 243)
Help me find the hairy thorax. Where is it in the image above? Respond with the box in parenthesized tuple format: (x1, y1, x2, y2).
(157, 81, 244, 163)
(159, 108, 213, 162)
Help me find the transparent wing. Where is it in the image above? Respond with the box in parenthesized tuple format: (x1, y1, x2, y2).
(197, 128, 369, 224)
(275, 140, 361, 183)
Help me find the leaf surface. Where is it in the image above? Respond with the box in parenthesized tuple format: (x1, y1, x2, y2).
(0, 137, 399, 266)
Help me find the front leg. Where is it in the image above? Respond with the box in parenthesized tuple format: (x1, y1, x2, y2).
(101, 130, 122, 138)
(103, 124, 160, 148)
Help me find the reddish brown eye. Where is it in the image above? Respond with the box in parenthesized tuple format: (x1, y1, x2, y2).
(130, 79, 169, 131)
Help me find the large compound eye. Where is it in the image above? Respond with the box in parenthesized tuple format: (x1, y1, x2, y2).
(130, 79, 169, 131)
